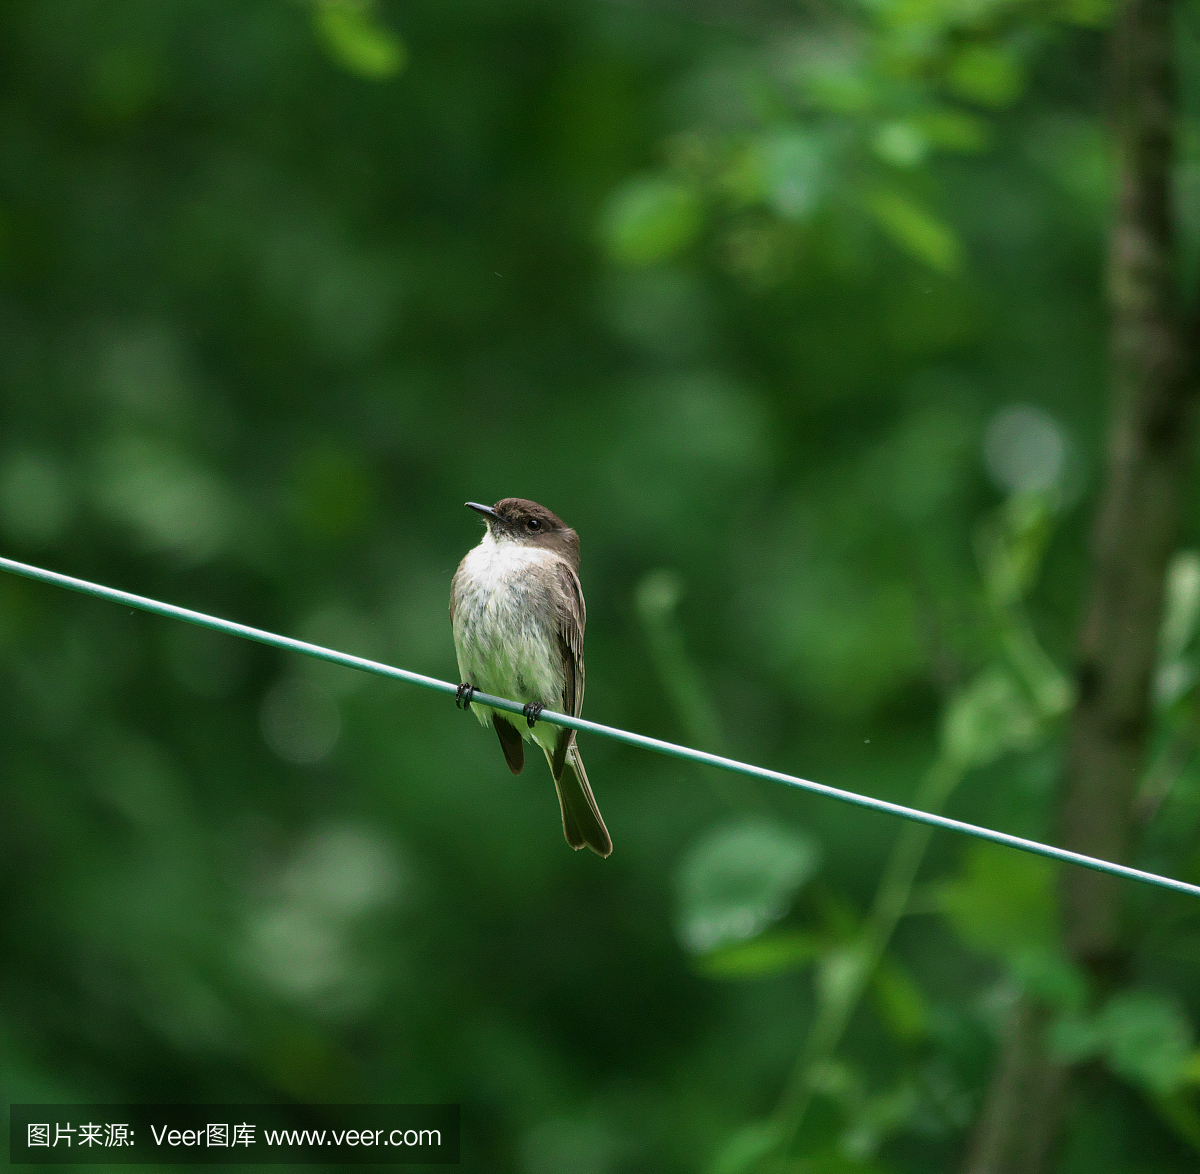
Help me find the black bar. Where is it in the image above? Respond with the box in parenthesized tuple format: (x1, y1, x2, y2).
(9, 1105, 460, 1165)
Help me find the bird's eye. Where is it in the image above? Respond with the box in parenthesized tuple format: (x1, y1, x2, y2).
(527, 518, 541, 530)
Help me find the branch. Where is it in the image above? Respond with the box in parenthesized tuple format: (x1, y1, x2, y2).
(963, 0, 1196, 1168)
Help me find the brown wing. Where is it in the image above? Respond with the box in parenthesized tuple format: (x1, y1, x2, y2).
(449, 558, 465, 624)
(494, 716, 524, 774)
(550, 560, 586, 781)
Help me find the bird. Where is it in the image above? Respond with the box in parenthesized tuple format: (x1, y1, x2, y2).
(450, 497, 612, 857)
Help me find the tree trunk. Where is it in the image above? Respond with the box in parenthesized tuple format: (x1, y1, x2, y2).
(962, 0, 1194, 1169)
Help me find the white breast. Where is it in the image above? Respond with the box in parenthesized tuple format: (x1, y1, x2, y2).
(451, 531, 565, 743)
(458, 531, 558, 596)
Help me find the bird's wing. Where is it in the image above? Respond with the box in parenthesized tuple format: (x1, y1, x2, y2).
(555, 559, 586, 717)
(449, 559, 463, 624)
(550, 559, 586, 780)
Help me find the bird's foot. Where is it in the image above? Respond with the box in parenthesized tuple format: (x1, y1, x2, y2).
(455, 683, 476, 710)
(523, 702, 544, 728)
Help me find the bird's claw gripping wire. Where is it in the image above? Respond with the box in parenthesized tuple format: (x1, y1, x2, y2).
(455, 682, 475, 710)
(523, 702, 544, 728)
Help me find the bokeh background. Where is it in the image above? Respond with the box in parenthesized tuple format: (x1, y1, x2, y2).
(4, 0, 1200, 1171)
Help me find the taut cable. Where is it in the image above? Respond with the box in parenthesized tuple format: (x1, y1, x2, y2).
(2, 553, 1198, 900)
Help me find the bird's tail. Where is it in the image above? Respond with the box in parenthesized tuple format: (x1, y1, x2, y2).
(548, 742, 612, 858)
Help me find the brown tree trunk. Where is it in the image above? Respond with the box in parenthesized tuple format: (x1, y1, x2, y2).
(962, 0, 1194, 1169)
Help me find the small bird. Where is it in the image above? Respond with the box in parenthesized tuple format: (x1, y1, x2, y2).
(450, 498, 612, 857)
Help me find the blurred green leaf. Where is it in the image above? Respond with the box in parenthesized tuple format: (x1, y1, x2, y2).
(970, 494, 1076, 720)
(636, 569, 727, 754)
(313, 0, 407, 80)
(1151, 1091, 1200, 1156)
(839, 1079, 919, 1160)
(601, 176, 703, 265)
(938, 842, 1057, 957)
(757, 129, 827, 219)
(1156, 550, 1200, 706)
(816, 945, 871, 1012)
(1058, 0, 1115, 24)
(87, 43, 161, 125)
(1010, 947, 1088, 1011)
(807, 1056, 863, 1107)
(1101, 991, 1194, 1095)
(676, 819, 822, 954)
(1159, 551, 1200, 663)
(93, 437, 238, 564)
(870, 956, 928, 1041)
(1003, 623, 1075, 722)
(801, 49, 874, 114)
(917, 110, 989, 152)
(696, 930, 825, 980)
(0, 451, 75, 545)
(865, 191, 963, 275)
(1050, 990, 1195, 1096)
(941, 666, 1041, 769)
(1179, 1050, 1200, 1085)
(1048, 1011, 1103, 1063)
(872, 122, 928, 169)
(787, 1150, 889, 1174)
(1028, 116, 1114, 210)
(709, 1120, 785, 1174)
(946, 45, 1024, 108)
(975, 494, 1057, 608)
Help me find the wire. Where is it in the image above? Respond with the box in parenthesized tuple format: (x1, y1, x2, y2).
(2, 552, 1198, 900)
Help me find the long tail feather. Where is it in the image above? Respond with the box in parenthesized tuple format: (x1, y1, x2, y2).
(547, 743, 612, 858)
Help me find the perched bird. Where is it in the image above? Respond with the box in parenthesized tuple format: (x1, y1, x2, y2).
(450, 498, 612, 857)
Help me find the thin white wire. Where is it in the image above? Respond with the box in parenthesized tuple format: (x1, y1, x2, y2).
(1, 553, 1197, 899)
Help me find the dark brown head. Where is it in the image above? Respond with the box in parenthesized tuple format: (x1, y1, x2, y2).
(466, 498, 580, 566)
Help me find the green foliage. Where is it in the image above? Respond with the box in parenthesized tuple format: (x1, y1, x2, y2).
(591, 0, 1102, 285)
(946, 45, 1025, 107)
(805, 1060, 920, 1163)
(676, 819, 822, 954)
(865, 191, 964, 275)
(939, 497, 1073, 768)
(695, 930, 826, 981)
(312, 0, 406, 80)
(938, 841, 1057, 951)
(94, 436, 239, 564)
(660, 440, 1074, 1171)
(976, 494, 1057, 607)
(1051, 991, 1197, 1097)
(601, 177, 703, 265)
(788, 1154, 890, 1174)
(1156, 550, 1200, 706)
(869, 956, 930, 1042)
(1009, 946, 1089, 1010)
(3, 0, 1200, 1171)
(710, 1121, 787, 1174)
(941, 665, 1042, 768)
(636, 569, 728, 754)
(756, 131, 829, 221)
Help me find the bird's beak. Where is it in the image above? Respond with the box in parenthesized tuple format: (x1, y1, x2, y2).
(466, 502, 498, 521)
